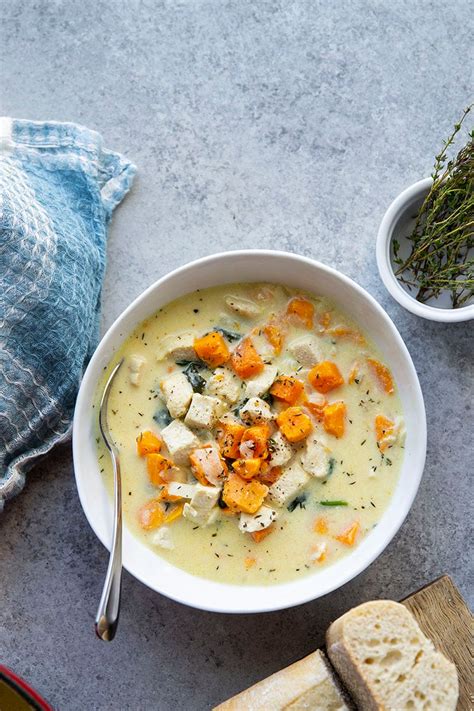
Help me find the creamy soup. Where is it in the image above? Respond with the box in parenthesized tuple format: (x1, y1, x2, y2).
(96, 283, 404, 585)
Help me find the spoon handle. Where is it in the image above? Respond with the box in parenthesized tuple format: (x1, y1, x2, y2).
(95, 450, 122, 641)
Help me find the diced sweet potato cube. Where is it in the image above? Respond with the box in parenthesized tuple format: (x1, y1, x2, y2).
(146, 453, 173, 486)
(335, 521, 360, 546)
(323, 401, 346, 438)
(314, 517, 328, 535)
(276, 406, 313, 443)
(158, 487, 182, 503)
(164, 502, 184, 524)
(251, 524, 275, 543)
(319, 311, 331, 329)
(348, 361, 359, 384)
(240, 424, 270, 458)
(286, 297, 314, 328)
(258, 465, 282, 486)
(136, 431, 162, 456)
(231, 458, 263, 480)
(230, 338, 264, 379)
(327, 326, 365, 344)
(263, 323, 283, 354)
(194, 332, 230, 367)
(308, 361, 344, 394)
(190, 445, 227, 486)
(138, 499, 165, 530)
(270, 375, 305, 405)
(304, 398, 327, 421)
(217, 422, 246, 459)
(368, 358, 394, 394)
(375, 414, 395, 452)
(222, 471, 268, 514)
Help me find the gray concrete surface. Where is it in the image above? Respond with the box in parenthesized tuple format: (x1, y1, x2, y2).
(1, 1, 472, 709)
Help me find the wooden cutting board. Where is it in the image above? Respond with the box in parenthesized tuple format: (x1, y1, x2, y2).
(401, 576, 472, 711)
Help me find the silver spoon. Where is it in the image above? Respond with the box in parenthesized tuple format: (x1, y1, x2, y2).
(95, 358, 124, 641)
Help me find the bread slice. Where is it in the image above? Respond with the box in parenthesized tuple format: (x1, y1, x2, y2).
(326, 600, 459, 711)
(213, 649, 351, 710)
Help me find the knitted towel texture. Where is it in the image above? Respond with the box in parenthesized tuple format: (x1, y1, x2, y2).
(0, 119, 135, 509)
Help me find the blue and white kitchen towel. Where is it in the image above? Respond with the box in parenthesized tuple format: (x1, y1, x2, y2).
(0, 118, 136, 509)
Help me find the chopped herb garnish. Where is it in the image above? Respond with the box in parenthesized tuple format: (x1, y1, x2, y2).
(327, 457, 336, 476)
(385, 457, 392, 466)
(319, 500, 348, 507)
(288, 493, 307, 512)
(360, 439, 366, 446)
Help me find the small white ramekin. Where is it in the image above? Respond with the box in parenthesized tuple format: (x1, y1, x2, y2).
(377, 178, 474, 322)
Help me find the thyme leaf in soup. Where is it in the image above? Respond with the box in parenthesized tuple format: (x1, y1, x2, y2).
(287, 493, 307, 512)
(319, 500, 348, 507)
(327, 457, 336, 476)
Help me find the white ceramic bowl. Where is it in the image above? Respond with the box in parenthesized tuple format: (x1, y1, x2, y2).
(377, 178, 474, 322)
(73, 250, 426, 614)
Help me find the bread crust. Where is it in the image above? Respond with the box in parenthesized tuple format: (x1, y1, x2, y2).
(326, 600, 459, 711)
(213, 649, 350, 711)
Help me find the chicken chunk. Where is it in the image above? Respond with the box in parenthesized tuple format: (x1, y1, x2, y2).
(156, 331, 198, 362)
(160, 420, 199, 464)
(288, 335, 322, 367)
(184, 393, 222, 429)
(239, 505, 278, 533)
(151, 526, 174, 550)
(267, 462, 310, 507)
(128, 354, 146, 386)
(268, 430, 293, 467)
(160, 371, 193, 418)
(225, 295, 262, 318)
(301, 435, 332, 479)
(183, 503, 219, 527)
(206, 367, 241, 404)
(240, 397, 273, 425)
(245, 365, 278, 399)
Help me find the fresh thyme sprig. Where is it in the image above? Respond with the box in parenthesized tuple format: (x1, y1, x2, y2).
(393, 106, 474, 308)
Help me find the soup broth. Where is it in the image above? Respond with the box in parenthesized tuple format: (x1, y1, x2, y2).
(96, 283, 404, 585)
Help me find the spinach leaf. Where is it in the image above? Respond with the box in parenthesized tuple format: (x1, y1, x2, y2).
(175, 359, 206, 368)
(153, 407, 172, 427)
(261, 391, 274, 407)
(287, 493, 307, 512)
(181, 362, 207, 393)
(213, 327, 241, 342)
(217, 491, 228, 509)
(233, 398, 249, 417)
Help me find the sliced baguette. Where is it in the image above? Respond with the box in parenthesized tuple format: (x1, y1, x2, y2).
(326, 600, 459, 711)
(213, 649, 351, 711)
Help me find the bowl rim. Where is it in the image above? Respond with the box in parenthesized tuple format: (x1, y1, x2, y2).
(73, 249, 427, 613)
(376, 177, 474, 323)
